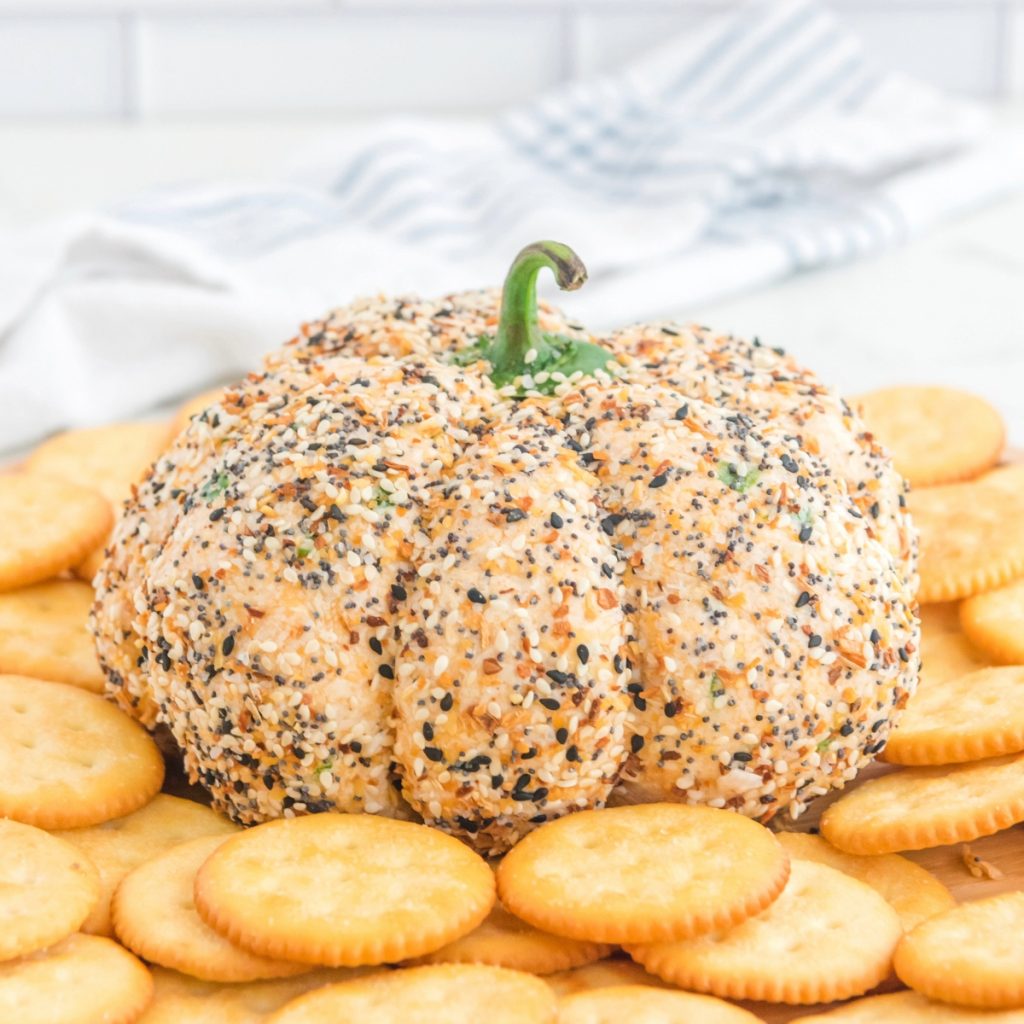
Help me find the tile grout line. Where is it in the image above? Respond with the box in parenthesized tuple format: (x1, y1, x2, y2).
(119, 11, 140, 119)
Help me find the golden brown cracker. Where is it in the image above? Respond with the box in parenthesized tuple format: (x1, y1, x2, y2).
(26, 422, 168, 507)
(0, 933, 153, 1024)
(919, 603, 991, 688)
(855, 386, 1004, 487)
(0, 473, 112, 590)
(266, 964, 556, 1024)
(884, 666, 1024, 764)
(776, 831, 954, 930)
(821, 751, 1024, 854)
(912, 466, 1024, 603)
(799, 990, 1024, 1021)
(497, 804, 789, 944)
(54, 793, 238, 937)
(0, 818, 100, 961)
(195, 814, 495, 967)
(0, 673, 164, 829)
(114, 834, 310, 982)
(0, 580, 105, 692)
(139, 966, 370, 1024)
(961, 578, 1024, 666)
(557, 984, 765, 1023)
(408, 899, 612, 974)
(627, 860, 902, 1004)
(894, 892, 1024, 1009)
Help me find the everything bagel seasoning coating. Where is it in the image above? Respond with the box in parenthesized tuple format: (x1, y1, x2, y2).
(91, 241, 919, 851)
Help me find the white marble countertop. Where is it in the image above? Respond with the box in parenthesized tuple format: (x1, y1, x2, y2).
(2, 112, 1022, 441)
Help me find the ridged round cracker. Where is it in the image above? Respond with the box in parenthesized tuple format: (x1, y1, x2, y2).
(0, 474, 112, 591)
(626, 860, 902, 1005)
(961, 577, 1024, 665)
(0, 819, 100, 961)
(408, 899, 612, 974)
(0, 674, 165, 828)
(25, 422, 168, 507)
(920, 603, 991, 687)
(545, 958, 672, 997)
(195, 814, 495, 967)
(114, 834, 310, 982)
(912, 465, 1024, 604)
(775, 831, 954, 931)
(821, 751, 1024, 854)
(0, 580, 105, 692)
(496, 804, 789, 945)
(0, 933, 153, 1024)
(894, 892, 1024, 1009)
(883, 666, 1024, 765)
(855, 386, 1004, 487)
(54, 793, 238, 937)
(558, 984, 765, 1024)
(798, 990, 1024, 1021)
(266, 964, 556, 1024)
(139, 966, 370, 1024)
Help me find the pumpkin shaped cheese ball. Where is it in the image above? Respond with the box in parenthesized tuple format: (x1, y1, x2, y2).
(91, 242, 919, 852)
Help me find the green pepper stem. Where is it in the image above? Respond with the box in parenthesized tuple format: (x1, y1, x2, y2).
(490, 241, 588, 381)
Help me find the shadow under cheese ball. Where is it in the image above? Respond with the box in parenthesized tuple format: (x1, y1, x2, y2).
(91, 241, 919, 852)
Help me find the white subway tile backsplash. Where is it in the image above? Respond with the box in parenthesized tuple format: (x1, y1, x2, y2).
(136, 11, 563, 115)
(0, 2, 1018, 120)
(1007, 3, 1024, 97)
(831, 4, 1003, 97)
(0, 17, 124, 116)
(573, 9, 715, 78)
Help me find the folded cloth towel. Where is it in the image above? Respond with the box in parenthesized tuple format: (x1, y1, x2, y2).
(1, 0, 1021, 453)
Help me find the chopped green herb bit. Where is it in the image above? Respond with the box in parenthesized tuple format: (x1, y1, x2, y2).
(200, 472, 229, 503)
(709, 673, 725, 699)
(717, 461, 761, 493)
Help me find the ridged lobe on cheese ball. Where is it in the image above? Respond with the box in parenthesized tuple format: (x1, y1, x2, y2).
(93, 388, 248, 728)
(93, 356, 497, 823)
(565, 378, 919, 823)
(612, 324, 916, 588)
(393, 406, 631, 852)
(265, 289, 587, 370)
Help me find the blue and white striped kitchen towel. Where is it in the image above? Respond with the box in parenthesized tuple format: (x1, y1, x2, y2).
(1, 0, 1021, 451)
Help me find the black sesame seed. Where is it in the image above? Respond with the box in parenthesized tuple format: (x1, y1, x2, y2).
(550, 512, 564, 529)
(379, 664, 395, 680)
(209, 508, 226, 521)
(440, 693, 454, 712)
(191, 573, 204, 590)
(839, 722, 854, 736)
(424, 746, 444, 762)
(630, 735, 645, 754)
(369, 637, 383, 655)
(467, 587, 487, 605)
(870, 628, 881, 644)
(731, 751, 753, 762)
(422, 722, 434, 741)
(781, 454, 799, 473)
(795, 591, 811, 608)
(577, 644, 590, 664)
(649, 473, 668, 489)
(674, 404, 689, 420)
(808, 634, 822, 648)
(566, 745, 580, 762)
(390, 584, 407, 601)
(221, 635, 235, 656)
(555, 727, 568, 743)
(539, 697, 560, 711)
(799, 524, 813, 543)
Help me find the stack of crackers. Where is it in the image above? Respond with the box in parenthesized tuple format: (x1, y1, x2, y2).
(1, 385, 1023, 1023)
